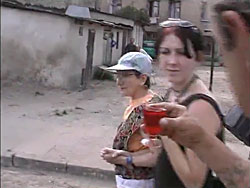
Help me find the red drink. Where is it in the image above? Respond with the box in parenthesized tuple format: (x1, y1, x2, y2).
(143, 106, 167, 135)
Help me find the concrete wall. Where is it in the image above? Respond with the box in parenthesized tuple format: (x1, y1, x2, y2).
(122, 0, 148, 11)
(98, 0, 149, 15)
(91, 11, 143, 51)
(1, 7, 85, 89)
(181, 0, 204, 29)
(1, 6, 128, 89)
(98, 0, 111, 13)
(15, 0, 97, 9)
(132, 24, 144, 48)
(158, 0, 169, 23)
(180, 0, 220, 31)
(14, 0, 112, 14)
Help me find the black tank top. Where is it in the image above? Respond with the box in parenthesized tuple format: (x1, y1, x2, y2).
(155, 94, 225, 188)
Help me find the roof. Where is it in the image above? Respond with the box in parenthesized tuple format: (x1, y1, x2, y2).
(1, 0, 66, 16)
(65, 5, 91, 19)
(1, 0, 133, 30)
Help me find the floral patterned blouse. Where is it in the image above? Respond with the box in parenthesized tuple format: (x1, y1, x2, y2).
(113, 93, 163, 179)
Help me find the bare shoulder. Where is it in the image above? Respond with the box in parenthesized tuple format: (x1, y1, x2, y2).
(186, 79, 219, 109)
(185, 81, 222, 134)
(188, 99, 221, 134)
(187, 79, 219, 106)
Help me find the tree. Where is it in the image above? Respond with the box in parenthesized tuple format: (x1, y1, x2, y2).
(115, 6, 150, 26)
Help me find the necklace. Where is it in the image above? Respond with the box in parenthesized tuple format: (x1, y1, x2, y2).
(170, 74, 198, 103)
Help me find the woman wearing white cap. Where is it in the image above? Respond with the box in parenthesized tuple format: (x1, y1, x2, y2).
(100, 52, 162, 188)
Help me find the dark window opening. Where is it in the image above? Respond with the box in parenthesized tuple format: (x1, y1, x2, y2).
(116, 32, 119, 49)
(111, 0, 122, 14)
(201, 1, 208, 21)
(149, 1, 159, 17)
(169, 0, 181, 18)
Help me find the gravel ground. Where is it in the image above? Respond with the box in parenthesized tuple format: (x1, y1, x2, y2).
(1, 167, 115, 188)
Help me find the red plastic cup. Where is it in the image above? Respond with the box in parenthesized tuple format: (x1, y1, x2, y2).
(143, 105, 167, 135)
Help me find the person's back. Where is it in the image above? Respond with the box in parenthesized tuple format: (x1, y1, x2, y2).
(124, 38, 137, 54)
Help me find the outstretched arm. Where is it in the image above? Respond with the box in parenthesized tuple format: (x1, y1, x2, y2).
(213, 7, 250, 117)
(159, 100, 221, 188)
(157, 102, 250, 188)
(193, 131, 250, 188)
(100, 139, 161, 168)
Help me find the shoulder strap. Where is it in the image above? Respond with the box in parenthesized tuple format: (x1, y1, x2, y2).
(180, 93, 224, 122)
(180, 93, 225, 142)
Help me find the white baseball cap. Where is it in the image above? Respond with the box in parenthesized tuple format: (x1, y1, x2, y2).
(106, 52, 152, 76)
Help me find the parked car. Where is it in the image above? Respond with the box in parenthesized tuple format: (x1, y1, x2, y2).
(143, 40, 156, 59)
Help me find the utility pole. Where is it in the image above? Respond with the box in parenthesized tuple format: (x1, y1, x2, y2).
(204, 29, 215, 92)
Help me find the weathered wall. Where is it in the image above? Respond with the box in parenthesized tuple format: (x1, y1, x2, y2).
(132, 24, 144, 48)
(91, 11, 143, 54)
(122, 0, 148, 11)
(158, 0, 169, 23)
(14, 0, 97, 9)
(1, 6, 131, 89)
(98, 0, 110, 13)
(180, 0, 220, 31)
(1, 7, 99, 89)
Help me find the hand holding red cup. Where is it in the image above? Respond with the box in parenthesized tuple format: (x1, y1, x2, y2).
(143, 103, 168, 135)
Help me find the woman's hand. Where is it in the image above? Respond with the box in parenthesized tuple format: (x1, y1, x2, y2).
(140, 137, 162, 155)
(100, 148, 129, 165)
(101, 148, 130, 158)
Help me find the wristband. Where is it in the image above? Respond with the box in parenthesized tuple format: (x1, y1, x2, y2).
(126, 156, 133, 166)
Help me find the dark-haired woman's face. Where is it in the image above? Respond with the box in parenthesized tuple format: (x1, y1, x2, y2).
(158, 33, 198, 86)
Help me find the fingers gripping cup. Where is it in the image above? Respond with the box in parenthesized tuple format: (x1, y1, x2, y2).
(143, 105, 167, 135)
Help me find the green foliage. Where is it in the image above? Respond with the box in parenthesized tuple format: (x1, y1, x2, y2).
(115, 6, 150, 25)
(93, 67, 114, 81)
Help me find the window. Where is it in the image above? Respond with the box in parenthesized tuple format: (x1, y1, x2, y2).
(201, 0, 208, 21)
(110, 0, 122, 14)
(149, 1, 159, 17)
(169, 0, 181, 18)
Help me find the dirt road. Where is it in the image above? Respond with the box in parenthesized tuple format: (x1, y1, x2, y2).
(1, 66, 249, 161)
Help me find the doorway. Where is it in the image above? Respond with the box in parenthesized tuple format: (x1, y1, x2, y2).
(103, 31, 113, 66)
(82, 29, 96, 89)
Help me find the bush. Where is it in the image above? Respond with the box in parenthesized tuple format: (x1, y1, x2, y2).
(115, 6, 150, 26)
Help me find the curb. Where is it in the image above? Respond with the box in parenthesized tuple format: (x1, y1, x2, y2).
(1, 154, 115, 182)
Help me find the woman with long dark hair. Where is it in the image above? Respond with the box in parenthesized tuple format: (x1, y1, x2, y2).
(154, 19, 225, 188)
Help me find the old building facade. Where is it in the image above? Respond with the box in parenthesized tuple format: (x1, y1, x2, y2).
(1, 0, 221, 89)
(97, 0, 221, 61)
(1, 0, 144, 89)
